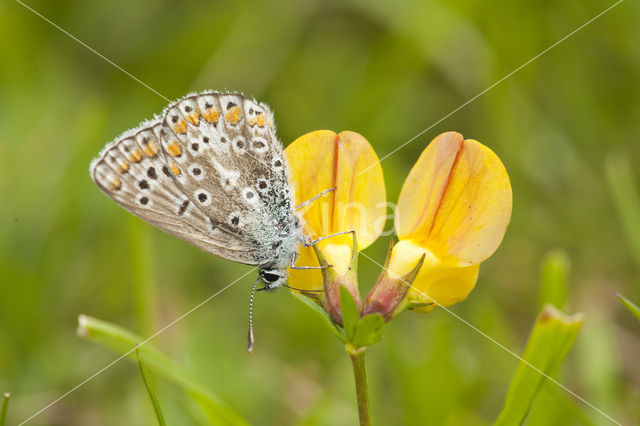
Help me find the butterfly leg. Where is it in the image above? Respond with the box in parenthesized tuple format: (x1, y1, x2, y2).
(290, 230, 355, 269)
(295, 187, 336, 210)
(290, 264, 329, 270)
(302, 230, 355, 248)
(289, 253, 332, 270)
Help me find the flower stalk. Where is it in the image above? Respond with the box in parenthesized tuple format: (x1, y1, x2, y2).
(347, 346, 370, 426)
(312, 237, 381, 426)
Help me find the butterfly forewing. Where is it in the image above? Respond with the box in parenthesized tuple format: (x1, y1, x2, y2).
(91, 91, 301, 268)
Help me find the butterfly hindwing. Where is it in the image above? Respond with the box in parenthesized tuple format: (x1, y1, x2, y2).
(92, 91, 302, 269)
(158, 92, 297, 266)
(91, 118, 258, 264)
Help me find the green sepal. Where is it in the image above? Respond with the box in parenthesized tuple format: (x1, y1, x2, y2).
(351, 314, 385, 348)
(406, 301, 433, 310)
(339, 285, 360, 342)
(291, 292, 345, 341)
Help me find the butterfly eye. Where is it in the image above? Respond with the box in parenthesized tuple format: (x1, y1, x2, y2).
(260, 271, 281, 283)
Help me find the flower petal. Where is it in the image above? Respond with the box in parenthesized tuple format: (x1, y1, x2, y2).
(395, 132, 512, 267)
(388, 239, 480, 310)
(284, 130, 386, 288)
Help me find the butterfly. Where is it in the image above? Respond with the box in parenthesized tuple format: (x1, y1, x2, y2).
(90, 91, 339, 350)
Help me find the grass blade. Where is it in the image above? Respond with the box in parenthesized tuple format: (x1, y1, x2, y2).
(78, 315, 248, 426)
(0, 393, 9, 426)
(539, 249, 570, 310)
(495, 305, 583, 425)
(613, 292, 640, 321)
(136, 347, 167, 426)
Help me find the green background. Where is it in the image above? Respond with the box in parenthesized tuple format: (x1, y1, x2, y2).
(1, 0, 639, 424)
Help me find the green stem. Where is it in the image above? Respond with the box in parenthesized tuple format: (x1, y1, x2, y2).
(348, 346, 371, 426)
(136, 348, 167, 426)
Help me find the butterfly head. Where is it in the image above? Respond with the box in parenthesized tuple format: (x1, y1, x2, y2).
(258, 268, 287, 290)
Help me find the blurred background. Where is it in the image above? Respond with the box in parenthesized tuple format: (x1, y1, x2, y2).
(1, 0, 639, 424)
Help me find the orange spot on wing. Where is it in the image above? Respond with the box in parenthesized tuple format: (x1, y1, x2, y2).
(173, 120, 187, 134)
(109, 177, 122, 191)
(167, 140, 182, 157)
(129, 148, 143, 162)
(186, 112, 200, 126)
(171, 162, 181, 176)
(256, 115, 267, 127)
(117, 161, 129, 174)
(143, 141, 159, 157)
(224, 106, 242, 124)
(203, 109, 219, 123)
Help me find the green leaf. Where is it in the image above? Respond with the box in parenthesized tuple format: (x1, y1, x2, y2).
(78, 315, 248, 426)
(613, 292, 640, 322)
(339, 286, 359, 341)
(0, 393, 9, 426)
(291, 292, 344, 341)
(136, 348, 167, 426)
(352, 314, 385, 348)
(539, 249, 570, 310)
(495, 305, 583, 426)
(539, 383, 596, 426)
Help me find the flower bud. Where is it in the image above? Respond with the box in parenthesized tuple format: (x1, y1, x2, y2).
(313, 232, 361, 326)
(363, 240, 425, 320)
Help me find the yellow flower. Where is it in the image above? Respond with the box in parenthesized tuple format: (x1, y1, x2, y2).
(285, 129, 511, 322)
(387, 131, 512, 312)
(284, 130, 386, 292)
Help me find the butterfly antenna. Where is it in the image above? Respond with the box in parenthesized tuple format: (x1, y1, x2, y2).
(247, 276, 261, 353)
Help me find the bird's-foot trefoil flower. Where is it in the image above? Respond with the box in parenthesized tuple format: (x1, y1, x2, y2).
(283, 129, 512, 426)
(285, 130, 512, 322)
(364, 131, 512, 318)
(284, 130, 386, 323)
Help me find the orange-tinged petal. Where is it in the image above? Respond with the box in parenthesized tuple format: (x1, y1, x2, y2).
(395, 132, 512, 267)
(284, 130, 386, 289)
(388, 239, 480, 310)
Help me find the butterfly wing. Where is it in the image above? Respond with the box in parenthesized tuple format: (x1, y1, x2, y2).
(91, 91, 298, 267)
(91, 116, 260, 265)
(158, 92, 298, 266)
